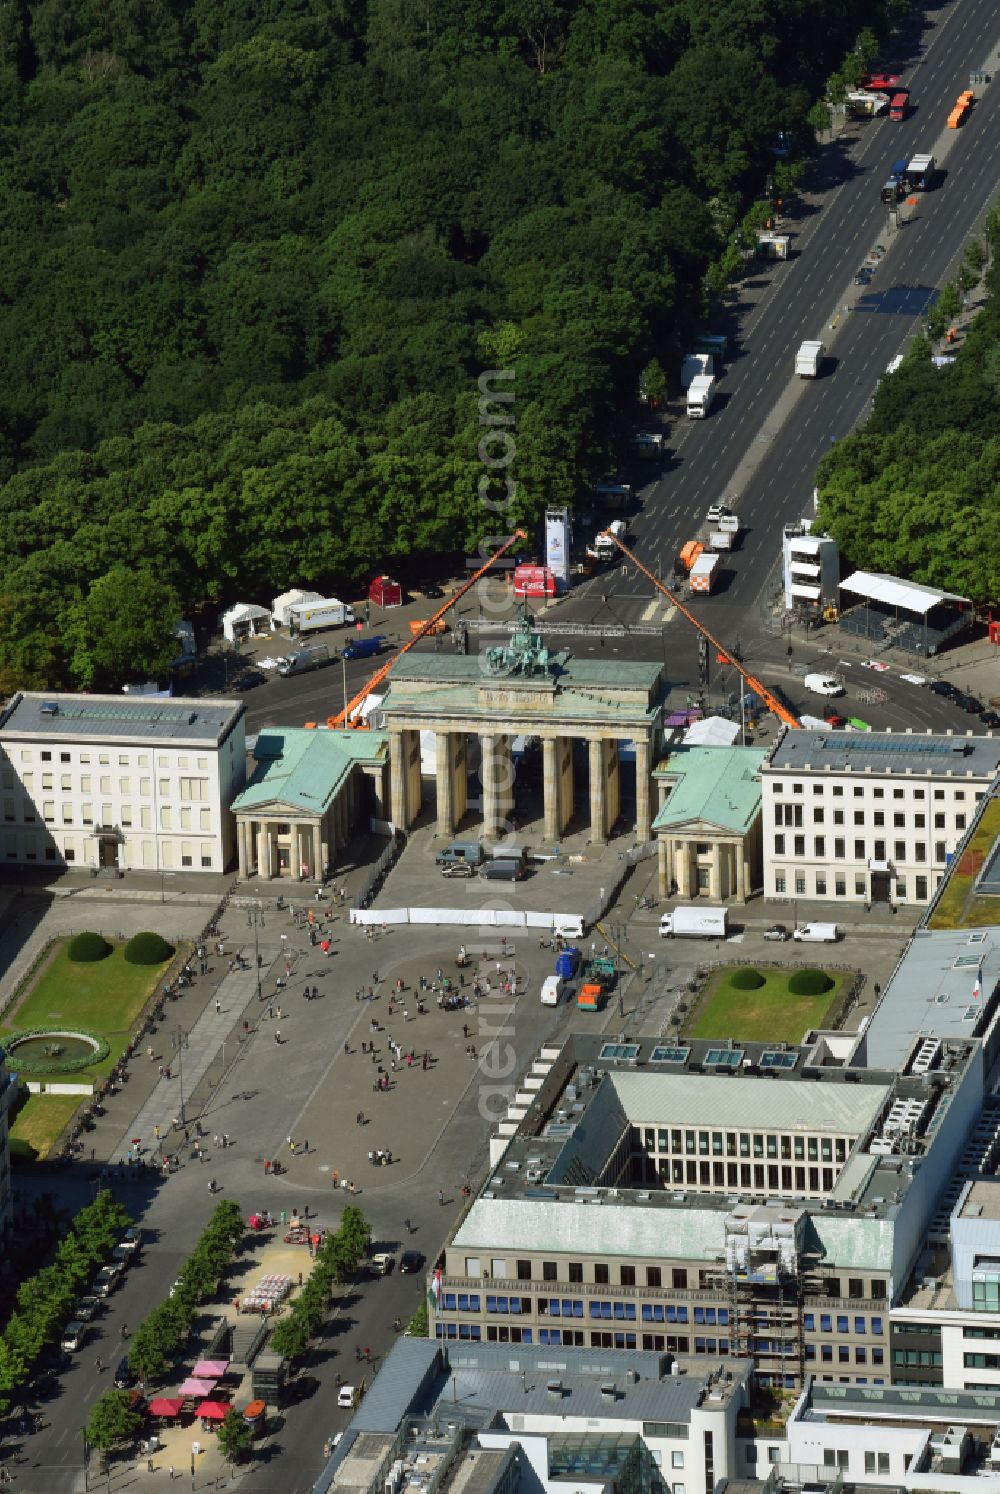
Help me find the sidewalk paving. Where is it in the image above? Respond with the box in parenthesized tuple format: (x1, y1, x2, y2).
(109, 956, 280, 1164)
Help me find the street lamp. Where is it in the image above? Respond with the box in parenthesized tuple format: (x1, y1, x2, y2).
(247, 905, 264, 1002)
(341, 655, 349, 724)
(172, 1026, 188, 1126)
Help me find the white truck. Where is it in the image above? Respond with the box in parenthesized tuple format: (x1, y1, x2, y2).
(793, 922, 839, 943)
(689, 552, 720, 594)
(659, 906, 728, 939)
(681, 352, 714, 389)
(905, 153, 935, 190)
(590, 519, 627, 560)
(795, 341, 824, 378)
(686, 374, 716, 418)
(288, 598, 355, 633)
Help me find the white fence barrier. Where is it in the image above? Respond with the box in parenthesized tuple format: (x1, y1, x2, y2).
(350, 907, 586, 933)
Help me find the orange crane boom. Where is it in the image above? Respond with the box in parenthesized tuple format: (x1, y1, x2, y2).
(608, 532, 801, 730)
(322, 529, 530, 729)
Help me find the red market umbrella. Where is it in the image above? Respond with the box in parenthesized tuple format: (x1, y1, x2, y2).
(149, 1397, 185, 1417)
(196, 1400, 230, 1421)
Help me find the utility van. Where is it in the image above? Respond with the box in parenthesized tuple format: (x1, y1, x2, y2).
(480, 859, 525, 882)
(793, 923, 839, 942)
(541, 975, 565, 1006)
(435, 841, 484, 869)
(278, 643, 331, 677)
(342, 635, 386, 661)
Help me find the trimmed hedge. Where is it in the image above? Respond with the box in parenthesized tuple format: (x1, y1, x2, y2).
(68, 932, 112, 963)
(788, 968, 834, 996)
(729, 968, 765, 991)
(124, 931, 174, 966)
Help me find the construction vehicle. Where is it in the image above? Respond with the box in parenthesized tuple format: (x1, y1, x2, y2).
(322, 530, 528, 729)
(603, 531, 801, 730)
(578, 956, 616, 1011)
(678, 540, 704, 572)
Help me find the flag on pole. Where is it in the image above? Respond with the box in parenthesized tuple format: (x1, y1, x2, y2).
(428, 1268, 442, 1309)
(973, 965, 982, 1001)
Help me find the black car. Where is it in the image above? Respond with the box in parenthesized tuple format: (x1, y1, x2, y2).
(980, 710, 1000, 728)
(235, 669, 266, 691)
(114, 1355, 134, 1389)
(955, 693, 983, 714)
(929, 680, 957, 697)
(854, 268, 874, 285)
(399, 1250, 425, 1274)
(417, 581, 444, 598)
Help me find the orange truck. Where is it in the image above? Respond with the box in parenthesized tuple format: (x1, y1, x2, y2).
(577, 957, 616, 1012)
(948, 90, 974, 127)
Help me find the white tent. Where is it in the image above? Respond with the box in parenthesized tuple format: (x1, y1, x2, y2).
(271, 589, 324, 629)
(222, 602, 271, 643)
(681, 716, 740, 747)
(840, 571, 969, 614)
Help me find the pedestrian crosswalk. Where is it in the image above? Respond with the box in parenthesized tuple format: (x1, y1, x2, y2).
(639, 598, 676, 625)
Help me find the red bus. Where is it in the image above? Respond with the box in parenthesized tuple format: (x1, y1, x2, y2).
(889, 91, 909, 121)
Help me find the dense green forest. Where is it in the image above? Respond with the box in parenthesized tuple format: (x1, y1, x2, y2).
(0, 0, 903, 688)
(816, 206, 1000, 605)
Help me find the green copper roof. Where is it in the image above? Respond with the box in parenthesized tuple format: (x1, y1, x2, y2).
(652, 746, 766, 834)
(233, 727, 387, 815)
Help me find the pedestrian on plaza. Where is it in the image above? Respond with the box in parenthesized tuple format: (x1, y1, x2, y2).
(332, 1170, 339, 1187)
(267, 1003, 274, 1019)
(277, 1005, 284, 1020)
(303, 1139, 308, 1153)
(275, 1029, 282, 1044)
(422, 1054, 428, 1071)
(147, 1045, 155, 1061)
(264, 1158, 271, 1174)
(438, 1189, 444, 1205)
(215, 999, 221, 1014)
(154, 1124, 160, 1141)
(404, 1217, 411, 1235)
(224, 1133, 230, 1148)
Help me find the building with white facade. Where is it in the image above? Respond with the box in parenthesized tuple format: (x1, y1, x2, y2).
(0, 692, 245, 874)
(760, 729, 1000, 907)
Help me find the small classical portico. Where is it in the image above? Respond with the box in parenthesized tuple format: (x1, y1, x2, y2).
(653, 745, 766, 902)
(232, 727, 389, 880)
(379, 611, 663, 846)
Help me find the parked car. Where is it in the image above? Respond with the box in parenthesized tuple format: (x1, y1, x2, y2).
(61, 1322, 86, 1353)
(763, 925, 789, 942)
(74, 1296, 101, 1322)
(824, 712, 846, 728)
(119, 1227, 142, 1256)
(980, 709, 1000, 728)
(338, 1384, 359, 1410)
(955, 693, 983, 713)
(235, 668, 267, 691)
(370, 1252, 394, 1276)
(854, 268, 874, 285)
(114, 1355, 134, 1389)
(94, 1267, 118, 1298)
(110, 1246, 132, 1272)
(400, 1250, 425, 1274)
(417, 580, 444, 598)
(929, 680, 957, 696)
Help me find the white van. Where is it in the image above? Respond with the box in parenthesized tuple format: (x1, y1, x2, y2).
(804, 673, 844, 697)
(540, 975, 565, 1006)
(793, 923, 839, 942)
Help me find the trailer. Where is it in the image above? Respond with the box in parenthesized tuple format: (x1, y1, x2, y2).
(904, 153, 935, 189)
(681, 353, 714, 389)
(658, 906, 728, 939)
(795, 341, 824, 378)
(689, 552, 720, 594)
(288, 598, 355, 633)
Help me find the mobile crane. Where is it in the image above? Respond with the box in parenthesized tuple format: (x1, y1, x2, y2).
(607, 531, 802, 730)
(319, 529, 529, 730)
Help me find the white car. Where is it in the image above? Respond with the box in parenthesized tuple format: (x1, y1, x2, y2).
(803, 673, 844, 697)
(61, 1321, 86, 1353)
(337, 1384, 358, 1409)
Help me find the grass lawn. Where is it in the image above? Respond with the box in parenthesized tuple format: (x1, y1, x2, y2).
(9, 1093, 83, 1161)
(927, 798, 1000, 930)
(1, 939, 176, 1082)
(688, 967, 844, 1045)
